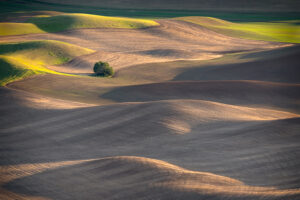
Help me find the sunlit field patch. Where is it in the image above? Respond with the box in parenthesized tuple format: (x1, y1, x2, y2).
(0, 13, 159, 36)
(0, 23, 45, 36)
(0, 40, 95, 85)
(178, 17, 300, 43)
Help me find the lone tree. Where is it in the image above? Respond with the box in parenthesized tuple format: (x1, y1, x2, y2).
(93, 61, 114, 77)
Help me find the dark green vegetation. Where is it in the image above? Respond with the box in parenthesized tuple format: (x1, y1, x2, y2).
(93, 61, 114, 77)
(0, 57, 36, 86)
(1, 0, 299, 21)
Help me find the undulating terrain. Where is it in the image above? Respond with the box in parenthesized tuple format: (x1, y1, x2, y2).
(0, 1, 300, 200)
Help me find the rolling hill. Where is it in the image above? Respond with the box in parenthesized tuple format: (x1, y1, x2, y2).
(0, 4, 300, 200)
(0, 13, 159, 36)
(3, 156, 300, 200)
(178, 17, 300, 43)
(0, 40, 94, 85)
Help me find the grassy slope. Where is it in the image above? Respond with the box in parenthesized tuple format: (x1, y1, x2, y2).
(0, 56, 37, 86)
(0, 40, 94, 86)
(28, 13, 159, 31)
(177, 17, 300, 43)
(0, 23, 45, 36)
(0, 13, 159, 36)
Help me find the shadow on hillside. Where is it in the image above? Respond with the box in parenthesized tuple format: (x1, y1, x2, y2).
(173, 45, 300, 83)
(1, 159, 227, 200)
(100, 80, 300, 113)
(4, 142, 300, 200)
(27, 15, 77, 32)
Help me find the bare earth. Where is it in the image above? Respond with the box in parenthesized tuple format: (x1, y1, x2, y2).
(0, 18, 300, 199)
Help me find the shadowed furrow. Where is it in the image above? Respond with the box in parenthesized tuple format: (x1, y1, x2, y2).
(3, 157, 300, 200)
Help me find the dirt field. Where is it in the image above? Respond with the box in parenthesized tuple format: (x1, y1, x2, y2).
(0, 9, 300, 200)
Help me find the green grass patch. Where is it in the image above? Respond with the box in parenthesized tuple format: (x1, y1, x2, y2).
(0, 40, 95, 86)
(0, 56, 38, 86)
(0, 13, 159, 36)
(178, 16, 300, 43)
(0, 40, 94, 65)
(27, 13, 159, 32)
(0, 23, 45, 36)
